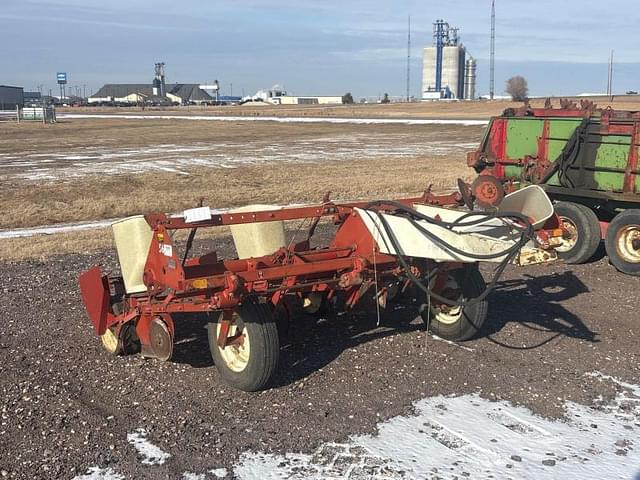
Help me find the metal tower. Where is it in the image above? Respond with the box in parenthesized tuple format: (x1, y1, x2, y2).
(433, 20, 448, 93)
(607, 50, 614, 97)
(406, 14, 411, 102)
(490, 0, 495, 99)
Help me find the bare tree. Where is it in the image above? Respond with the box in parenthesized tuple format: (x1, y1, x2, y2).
(342, 92, 354, 104)
(505, 76, 529, 101)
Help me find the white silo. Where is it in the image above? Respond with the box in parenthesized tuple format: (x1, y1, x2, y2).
(441, 45, 465, 99)
(421, 20, 472, 100)
(464, 57, 477, 100)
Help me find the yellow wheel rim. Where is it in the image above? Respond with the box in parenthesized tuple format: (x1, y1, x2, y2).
(431, 277, 464, 325)
(100, 328, 119, 354)
(217, 321, 250, 373)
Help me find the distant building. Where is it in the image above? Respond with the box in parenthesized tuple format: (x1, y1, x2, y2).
(0, 85, 24, 109)
(270, 95, 343, 105)
(244, 86, 343, 105)
(23, 91, 42, 106)
(89, 83, 215, 105)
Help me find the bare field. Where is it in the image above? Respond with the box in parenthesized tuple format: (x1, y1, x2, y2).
(0, 119, 480, 229)
(57, 95, 640, 119)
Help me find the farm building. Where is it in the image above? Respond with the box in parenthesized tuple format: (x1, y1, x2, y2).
(89, 83, 215, 105)
(0, 85, 24, 109)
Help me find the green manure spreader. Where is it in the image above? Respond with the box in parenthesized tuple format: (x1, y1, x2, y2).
(467, 100, 640, 276)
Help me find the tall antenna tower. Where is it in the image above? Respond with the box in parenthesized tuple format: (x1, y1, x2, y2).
(490, 0, 495, 99)
(406, 14, 411, 102)
(607, 50, 614, 97)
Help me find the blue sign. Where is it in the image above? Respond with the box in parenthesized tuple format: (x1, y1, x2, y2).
(57, 72, 67, 84)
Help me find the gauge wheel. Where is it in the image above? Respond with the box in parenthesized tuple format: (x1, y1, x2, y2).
(100, 323, 140, 356)
(554, 201, 601, 264)
(208, 301, 279, 392)
(605, 209, 640, 276)
(100, 327, 122, 355)
(421, 264, 488, 342)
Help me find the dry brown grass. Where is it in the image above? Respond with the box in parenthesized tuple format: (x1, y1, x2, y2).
(0, 156, 470, 230)
(0, 119, 478, 229)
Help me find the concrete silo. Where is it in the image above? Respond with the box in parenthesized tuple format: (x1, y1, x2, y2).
(464, 57, 477, 100)
(421, 20, 474, 100)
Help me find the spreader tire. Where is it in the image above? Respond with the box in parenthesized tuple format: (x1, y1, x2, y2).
(422, 264, 488, 342)
(605, 209, 640, 276)
(554, 201, 601, 264)
(208, 301, 279, 392)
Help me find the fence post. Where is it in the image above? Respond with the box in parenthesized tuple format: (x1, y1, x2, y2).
(16, 105, 20, 123)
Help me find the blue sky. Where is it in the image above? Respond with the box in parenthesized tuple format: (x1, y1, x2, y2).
(1, 0, 639, 98)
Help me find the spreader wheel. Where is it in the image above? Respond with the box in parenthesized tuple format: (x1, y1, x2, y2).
(554, 201, 601, 264)
(208, 301, 279, 392)
(605, 209, 640, 276)
(421, 264, 488, 342)
(471, 175, 504, 209)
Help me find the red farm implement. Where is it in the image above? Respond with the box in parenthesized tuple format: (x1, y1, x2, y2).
(80, 185, 563, 391)
(468, 100, 640, 275)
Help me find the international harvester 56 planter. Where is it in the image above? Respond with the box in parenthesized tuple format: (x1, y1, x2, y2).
(80, 185, 562, 391)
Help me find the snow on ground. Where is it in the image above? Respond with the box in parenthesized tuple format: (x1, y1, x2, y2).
(235, 372, 640, 479)
(0, 134, 479, 182)
(58, 113, 489, 127)
(0, 218, 117, 239)
(126, 429, 171, 466)
(75, 372, 639, 479)
(72, 467, 124, 480)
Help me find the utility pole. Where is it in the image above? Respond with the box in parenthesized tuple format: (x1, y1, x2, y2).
(490, 0, 496, 100)
(406, 14, 411, 102)
(607, 50, 614, 97)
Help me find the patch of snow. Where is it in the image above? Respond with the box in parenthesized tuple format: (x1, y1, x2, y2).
(209, 467, 229, 478)
(0, 219, 117, 239)
(127, 428, 171, 466)
(182, 473, 206, 480)
(233, 372, 640, 479)
(72, 467, 124, 480)
(59, 113, 489, 126)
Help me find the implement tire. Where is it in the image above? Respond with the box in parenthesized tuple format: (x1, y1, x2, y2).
(605, 209, 640, 277)
(554, 201, 601, 264)
(208, 301, 279, 392)
(422, 264, 488, 342)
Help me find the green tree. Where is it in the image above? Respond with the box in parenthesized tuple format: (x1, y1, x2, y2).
(381, 93, 390, 104)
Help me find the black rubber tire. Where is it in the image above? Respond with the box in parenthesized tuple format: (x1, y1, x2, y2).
(421, 264, 488, 342)
(207, 301, 279, 392)
(605, 209, 640, 276)
(554, 201, 601, 264)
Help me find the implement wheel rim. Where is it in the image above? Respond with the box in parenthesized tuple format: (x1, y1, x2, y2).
(217, 318, 250, 373)
(557, 216, 579, 253)
(431, 277, 464, 325)
(100, 328, 119, 354)
(615, 224, 640, 264)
